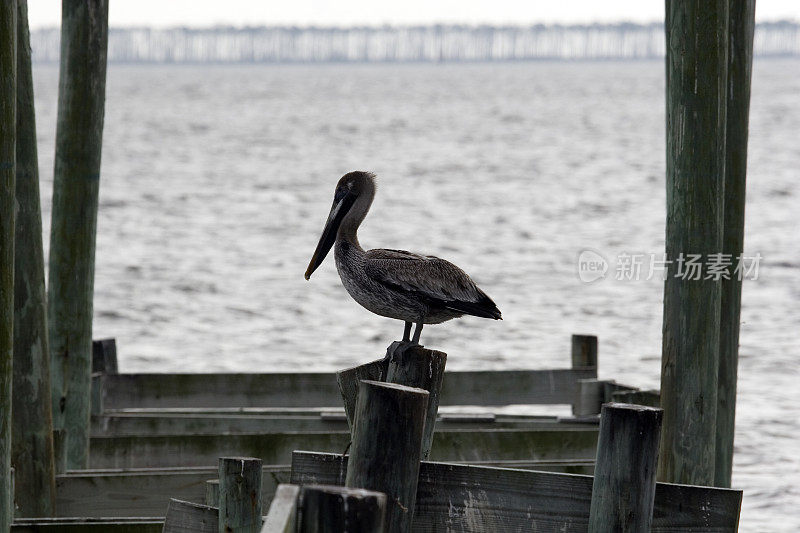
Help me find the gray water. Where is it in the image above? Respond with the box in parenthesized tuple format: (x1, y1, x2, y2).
(32, 60, 799, 531)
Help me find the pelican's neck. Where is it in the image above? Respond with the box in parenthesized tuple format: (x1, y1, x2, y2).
(336, 191, 373, 251)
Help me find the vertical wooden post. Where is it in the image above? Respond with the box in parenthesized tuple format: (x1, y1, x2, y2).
(11, 0, 56, 517)
(48, 0, 109, 470)
(572, 335, 598, 416)
(659, 0, 729, 486)
(385, 345, 446, 459)
(589, 403, 663, 533)
(571, 334, 598, 368)
(716, 0, 755, 489)
(205, 479, 220, 507)
(336, 359, 386, 429)
(296, 484, 387, 533)
(345, 380, 428, 533)
(0, 2, 18, 530)
(91, 338, 118, 374)
(219, 457, 263, 533)
(262, 484, 300, 533)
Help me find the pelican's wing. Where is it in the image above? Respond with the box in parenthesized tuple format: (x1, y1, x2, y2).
(364, 248, 501, 319)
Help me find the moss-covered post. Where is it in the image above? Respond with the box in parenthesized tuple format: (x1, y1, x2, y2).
(48, 0, 109, 469)
(12, 0, 57, 516)
(0, 1, 18, 529)
(716, 0, 755, 489)
(659, 0, 729, 486)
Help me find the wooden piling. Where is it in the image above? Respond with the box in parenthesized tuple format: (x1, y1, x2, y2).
(345, 380, 428, 533)
(11, 0, 57, 517)
(296, 484, 387, 533)
(659, 0, 729, 486)
(716, 0, 755, 489)
(0, 1, 18, 529)
(219, 457, 263, 533)
(571, 334, 598, 369)
(385, 345, 446, 459)
(204, 479, 219, 507)
(589, 403, 663, 532)
(47, 0, 109, 470)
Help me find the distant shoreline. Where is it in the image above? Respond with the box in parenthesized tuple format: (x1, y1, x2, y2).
(30, 22, 800, 63)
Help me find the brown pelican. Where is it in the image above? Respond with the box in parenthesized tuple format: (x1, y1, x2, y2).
(305, 171, 501, 346)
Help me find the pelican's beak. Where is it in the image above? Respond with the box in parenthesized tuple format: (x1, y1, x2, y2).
(305, 189, 357, 280)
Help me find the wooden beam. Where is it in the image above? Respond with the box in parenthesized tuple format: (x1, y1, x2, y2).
(11, 0, 57, 516)
(98, 368, 597, 410)
(0, 0, 18, 528)
(87, 426, 598, 469)
(588, 403, 663, 532)
(716, 0, 755, 489)
(292, 452, 742, 532)
(48, 0, 109, 470)
(11, 518, 162, 532)
(660, 0, 729, 486)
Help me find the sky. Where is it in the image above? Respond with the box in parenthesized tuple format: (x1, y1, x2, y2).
(27, 0, 800, 29)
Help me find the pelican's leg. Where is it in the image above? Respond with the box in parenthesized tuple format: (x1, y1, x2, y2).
(402, 321, 412, 343)
(411, 321, 424, 344)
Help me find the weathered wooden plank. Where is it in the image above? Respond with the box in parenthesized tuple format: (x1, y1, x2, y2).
(588, 403, 663, 532)
(0, 0, 17, 527)
(163, 499, 217, 533)
(98, 368, 597, 410)
(11, 518, 162, 532)
(297, 484, 386, 533)
(55, 466, 290, 518)
(292, 452, 742, 532)
(261, 484, 299, 533)
(91, 411, 582, 436)
(87, 427, 598, 469)
(660, 0, 728, 486)
(11, 0, 57, 517)
(54, 460, 594, 518)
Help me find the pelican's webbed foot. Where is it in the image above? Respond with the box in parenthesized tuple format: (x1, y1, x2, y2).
(383, 340, 421, 365)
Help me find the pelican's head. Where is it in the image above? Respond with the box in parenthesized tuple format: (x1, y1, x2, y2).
(305, 171, 376, 280)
